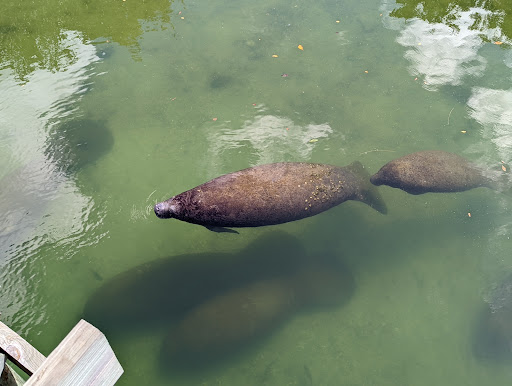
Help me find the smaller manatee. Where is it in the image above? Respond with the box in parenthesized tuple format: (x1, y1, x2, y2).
(370, 150, 493, 195)
(160, 256, 354, 369)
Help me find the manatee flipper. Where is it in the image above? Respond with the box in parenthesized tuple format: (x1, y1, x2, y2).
(346, 161, 387, 214)
(204, 225, 239, 234)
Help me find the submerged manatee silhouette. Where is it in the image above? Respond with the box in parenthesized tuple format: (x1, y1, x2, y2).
(154, 161, 387, 231)
(161, 255, 354, 368)
(473, 275, 512, 361)
(370, 150, 492, 195)
(83, 231, 305, 333)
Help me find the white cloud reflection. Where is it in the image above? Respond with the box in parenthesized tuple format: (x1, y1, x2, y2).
(397, 16, 486, 89)
(0, 30, 102, 264)
(381, 0, 512, 162)
(381, 3, 509, 90)
(467, 87, 512, 162)
(206, 112, 335, 175)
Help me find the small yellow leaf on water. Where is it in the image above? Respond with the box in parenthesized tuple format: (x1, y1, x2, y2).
(364, 70, 369, 73)
(272, 54, 278, 58)
(180, 16, 184, 19)
(298, 44, 304, 50)
(494, 41, 503, 45)
(309, 138, 318, 143)
(460, 130, 467, 134)
(502, 165, 507, 172)
(336, 20, 340, 23)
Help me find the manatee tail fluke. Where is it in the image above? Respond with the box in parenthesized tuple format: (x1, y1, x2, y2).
(347, 161, 388, 214)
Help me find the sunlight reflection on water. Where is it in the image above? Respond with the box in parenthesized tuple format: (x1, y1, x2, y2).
(206, 111, 337, 176)
(0, 30, 103, 262)
(0, 31, 107, 334)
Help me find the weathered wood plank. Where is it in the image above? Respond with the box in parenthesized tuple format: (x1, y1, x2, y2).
(0, 322, 46, 376)
(26, 320, 123, 386)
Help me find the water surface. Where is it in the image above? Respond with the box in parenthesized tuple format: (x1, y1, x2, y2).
(1, 0, 512, 384)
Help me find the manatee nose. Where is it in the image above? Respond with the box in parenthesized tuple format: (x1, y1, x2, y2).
(154, 202, 167, 218)
(369, 174, 382, 186)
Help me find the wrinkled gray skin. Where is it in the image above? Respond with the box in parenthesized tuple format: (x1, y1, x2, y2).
(154, 161, 387, 230)
(474, 275, 512, 360)
(370, 150, 493, 195)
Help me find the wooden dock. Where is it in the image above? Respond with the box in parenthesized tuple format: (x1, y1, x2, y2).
(0, 319, 123, 385)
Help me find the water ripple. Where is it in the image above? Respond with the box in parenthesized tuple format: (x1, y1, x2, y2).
(0, 30, 107, 331)
(205, 112, 336, 176)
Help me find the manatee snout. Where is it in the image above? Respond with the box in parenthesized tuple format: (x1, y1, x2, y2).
(154, 200, 177, 219)
(154, 202, 168, 218)
(370, 166, 394, 187)
(369, 174, 383, 186)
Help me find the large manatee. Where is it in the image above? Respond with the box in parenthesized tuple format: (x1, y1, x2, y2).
(370, 150, 493, 195)
(154, 161, 387, 231)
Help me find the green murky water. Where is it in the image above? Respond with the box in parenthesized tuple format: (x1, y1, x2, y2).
(1, 0, 512, 384)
